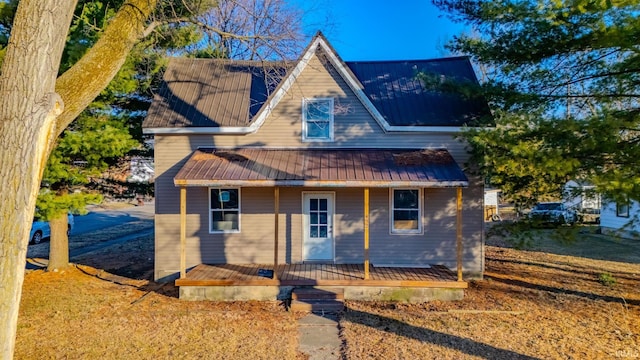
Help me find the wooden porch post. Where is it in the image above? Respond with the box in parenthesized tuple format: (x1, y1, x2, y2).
(456, 187, 463, 282)
(364, 187, 370, 280)
(180, 186, 187, 279)
(273, 186, 280, 280)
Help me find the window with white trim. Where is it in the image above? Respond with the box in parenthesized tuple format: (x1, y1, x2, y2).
(390, 189, 422, 234)
(302, 98, 334, 141)
(210, 188, 240, 232)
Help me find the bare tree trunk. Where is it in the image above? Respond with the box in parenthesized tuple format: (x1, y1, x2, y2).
(55, 0, 158, 136)
(0, 2, 76, 358)
(48, 215, 70, 271)
(0, 2, 157, 357)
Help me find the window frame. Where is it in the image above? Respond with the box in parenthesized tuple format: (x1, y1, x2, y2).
(302, 97, 334, 142)
(209, 187, 241, 233)
(389, 188, 423, 235)
(616, 201, 630, 218)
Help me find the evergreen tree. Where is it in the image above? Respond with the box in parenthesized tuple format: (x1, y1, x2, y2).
(432, 0, 640, 210)
(38, 114, 138, 270)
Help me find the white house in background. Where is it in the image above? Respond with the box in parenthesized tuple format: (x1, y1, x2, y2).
(484, 189, 501, 221)
(600, 200, 640, 239)
(129, 156, 154, 183)
(563, 181, 601, 212)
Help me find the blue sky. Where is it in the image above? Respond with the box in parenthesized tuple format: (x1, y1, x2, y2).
(294, 0, 467, 61)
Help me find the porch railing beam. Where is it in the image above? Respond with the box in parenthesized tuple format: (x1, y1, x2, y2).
(364, 187, 370, 280)
(456, 187, 463, 282)
(180, 186, 187, 279)
(273, 186, 280, 280)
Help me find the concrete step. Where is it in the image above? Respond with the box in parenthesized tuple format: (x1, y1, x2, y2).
(290, 299, 344, 313)
(292, 287, 344, 301)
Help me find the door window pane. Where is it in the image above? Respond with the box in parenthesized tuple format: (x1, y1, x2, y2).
(320, 198, 327, 210)
(319, 226, 327, 238)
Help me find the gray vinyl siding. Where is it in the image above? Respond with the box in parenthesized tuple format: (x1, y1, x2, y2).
(151, 51, 484, 280)
(154, 184, 484, 280)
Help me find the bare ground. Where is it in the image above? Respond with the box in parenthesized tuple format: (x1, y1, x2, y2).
(17, 227, 640, 359)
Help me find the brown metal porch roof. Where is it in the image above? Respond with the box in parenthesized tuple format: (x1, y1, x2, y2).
(174, 148, 468, 188)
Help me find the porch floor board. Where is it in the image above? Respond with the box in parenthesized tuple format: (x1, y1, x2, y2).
(175, 264, 467, 288)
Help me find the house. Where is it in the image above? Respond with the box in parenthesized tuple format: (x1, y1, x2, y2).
(484, 188, 501, 221)
(563, 180, 601, 223)
(142, 32, 491, 301)
(600, 200, 640, 239)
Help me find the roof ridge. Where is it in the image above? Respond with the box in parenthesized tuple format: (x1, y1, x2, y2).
(345, 55, 471, 64)
(168, 57, 292, 66)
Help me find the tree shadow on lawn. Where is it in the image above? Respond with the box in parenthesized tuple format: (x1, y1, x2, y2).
(485, 274, 640, 306)
(487, 256, 640, 282)
(343, 307, 538, 359)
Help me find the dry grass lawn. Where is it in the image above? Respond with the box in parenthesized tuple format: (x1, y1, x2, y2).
(341, 245, 640, 359)
(17, 267, 303, 359)
(17, 227, 640, 359)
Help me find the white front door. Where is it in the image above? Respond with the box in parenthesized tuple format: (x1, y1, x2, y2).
(303, 193, 334, 261)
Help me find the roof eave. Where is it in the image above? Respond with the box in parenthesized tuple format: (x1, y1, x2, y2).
(143, 125, 480, 135)
(174, 179, 468, 188)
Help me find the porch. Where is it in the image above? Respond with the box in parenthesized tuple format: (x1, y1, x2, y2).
(176, 263, 467, 302)
(173, 148, 471, 302)
(176, 263, 466, 287)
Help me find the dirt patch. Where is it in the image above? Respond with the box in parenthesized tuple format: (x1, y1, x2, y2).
(73, 233, 155, 280)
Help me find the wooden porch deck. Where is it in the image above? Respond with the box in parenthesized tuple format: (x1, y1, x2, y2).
(175, 264, 467, 288)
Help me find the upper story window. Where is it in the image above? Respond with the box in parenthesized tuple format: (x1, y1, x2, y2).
(390, 188, 423, 234)
(302, 98, 334, 141)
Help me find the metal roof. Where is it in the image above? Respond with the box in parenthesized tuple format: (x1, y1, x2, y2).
(346, 58, 491, 126)
(174, 148, 468, 188)
(142, 39, 491, 130)
(143, 58, 291, 129)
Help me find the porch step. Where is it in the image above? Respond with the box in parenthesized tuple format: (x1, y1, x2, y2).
(292, 287, 344, 301)
(290, 287, 344, 313)
(290, 299, 344, 313)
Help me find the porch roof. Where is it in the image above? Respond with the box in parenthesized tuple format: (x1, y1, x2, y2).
(174, 148, 468, 188)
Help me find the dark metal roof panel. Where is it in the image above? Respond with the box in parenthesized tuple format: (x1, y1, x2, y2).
(143, 55, 492, 130)
(345, 57, 491, 127)
(174, 148, 468, 187)
(143, 58, 290, 129)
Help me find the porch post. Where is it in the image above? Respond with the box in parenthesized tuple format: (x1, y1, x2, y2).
(456, 187, 463, 282)
(364, 187, 370, 280)
(273, 186, 280, 280)
(180, 186, 187, 279)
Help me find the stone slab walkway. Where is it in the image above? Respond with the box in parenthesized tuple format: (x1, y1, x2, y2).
(298, 313, 341, 360)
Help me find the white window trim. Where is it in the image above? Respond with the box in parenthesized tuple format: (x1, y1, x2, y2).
(302, 97, 334, 142)
(209, 187, 241, 234)
(389, 188, 423, 235)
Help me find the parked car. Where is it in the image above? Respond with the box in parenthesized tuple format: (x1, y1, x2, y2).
(29, 213, 75, 245)
(528, 202, 578, 225)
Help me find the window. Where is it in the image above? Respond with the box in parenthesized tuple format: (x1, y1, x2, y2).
(390, 189, 422, 234)
(616, 201, 629, 218)
(302, 98, 333, 141)
(210, 188, 240, 232)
